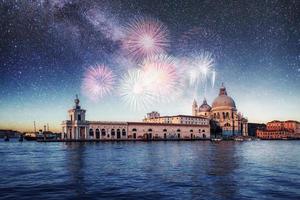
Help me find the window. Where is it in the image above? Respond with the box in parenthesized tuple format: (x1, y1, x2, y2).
(101, 129, 106, 136)
(111, 129, 115, 136)
(122, 129, 126, 136)
(78, 114, 81, 121)
(89, 129, 94, 136)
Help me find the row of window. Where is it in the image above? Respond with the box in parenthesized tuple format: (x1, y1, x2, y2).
(88, 128, 206, 134)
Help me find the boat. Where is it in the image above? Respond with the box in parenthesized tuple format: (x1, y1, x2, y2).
(19, 135, 24, 142)
(234, 137, 244, 141)
(211, 138, 222, 142)
(24, 132, 37, 141)
(4, 136, 9, 141)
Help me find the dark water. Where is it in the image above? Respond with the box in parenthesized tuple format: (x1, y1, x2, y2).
(1, 140, 300, 200)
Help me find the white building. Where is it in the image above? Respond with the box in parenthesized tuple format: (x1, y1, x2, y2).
(61, 95, 210, 140)
(192, 84, 248, 136)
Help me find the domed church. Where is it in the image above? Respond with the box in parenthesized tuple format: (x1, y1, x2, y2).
(192, 84, 248, 136)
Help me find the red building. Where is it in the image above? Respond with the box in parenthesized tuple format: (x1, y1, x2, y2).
(256, 120, 300, 139)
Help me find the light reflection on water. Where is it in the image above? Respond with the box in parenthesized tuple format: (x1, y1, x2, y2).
(0, 140, 300, 199)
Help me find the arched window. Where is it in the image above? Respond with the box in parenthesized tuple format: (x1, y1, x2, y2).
(177, 129, 180, 132)
(190, 129, 193, 132)
(202, 130, 205, 132)
(101, 129, 106, 136)
(117, 129, 121, 139)
(122, 129, 126, 136)
(148, 128, 152, 132)
(199, 129, 201, 133)
(132, 128, 137, 132)
(226, 112, 229, 119)
(95, 129, 100, 139)
(163, 129, 167, 132)
(222, 112, 225, 119)
(111, 129, 115, 136)
(89, 129, 94, 136)
(217, 113, 220, 119)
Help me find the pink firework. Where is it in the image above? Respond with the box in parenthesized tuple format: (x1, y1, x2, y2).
(122, 17, 170, 62)
(141, 55, 181, 101)
(82, 65, 116, 101)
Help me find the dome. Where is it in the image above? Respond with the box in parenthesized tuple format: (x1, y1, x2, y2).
(199, 99, 211, 112)
(212, 85, 236, 109)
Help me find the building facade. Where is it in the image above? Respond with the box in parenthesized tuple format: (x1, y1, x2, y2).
(61, 96, 210, 140)
(192, 84, 248, 136)
(256, 120, 300, 139)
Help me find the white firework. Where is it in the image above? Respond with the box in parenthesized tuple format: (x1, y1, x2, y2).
(119, 68, 156, 110)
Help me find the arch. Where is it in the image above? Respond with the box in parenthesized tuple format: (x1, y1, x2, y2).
(163, 129, 167, 132)
(202, 134, 206, 138)
(148, 128, 153, 132)
(199, 129, 201, 133)
(222, 112, 225, 119)
(177, 129, 181, 132)
(111, 129, 115, 136)
(117, 129, 121, 139)
(95, 129, 100, 139)
(101, 129, 106, 136)
(190, 129, 193, 132)
(202, 130, 205, 132)
(224, 123, 231, 127)
(132, 128, 137, 132)
(89, 129, 94, 136)
(122, 129, 126, 136)
(217, 113, 220, 119)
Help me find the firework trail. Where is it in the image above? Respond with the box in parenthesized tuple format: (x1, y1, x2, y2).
(119, 68, 156, 110)
(121, 17, 170, 62)
(82, 64, 116, 101)
(185, 51, 215, 96)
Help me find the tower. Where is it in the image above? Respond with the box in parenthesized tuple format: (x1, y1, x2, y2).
(192, 99, 198, 116)
(68, 94, 86, 123)
(62, 95, 87, 140)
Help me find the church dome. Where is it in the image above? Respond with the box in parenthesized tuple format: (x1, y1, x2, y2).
(212, 84, 236, 109)
(199, 99, 211, 112)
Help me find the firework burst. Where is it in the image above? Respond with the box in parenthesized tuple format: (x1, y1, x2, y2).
(185, 51, 216, 94)
(141, 55, 182, 101)
(82, 64, 116, 101)
(119, 68, 156, 110)
(122, 17, 170, 62)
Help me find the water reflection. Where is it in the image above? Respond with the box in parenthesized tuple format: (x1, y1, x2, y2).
(0, 140, 300, 199)
(64, 143, 87, 198)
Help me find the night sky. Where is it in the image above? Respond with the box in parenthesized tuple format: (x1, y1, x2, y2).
(0, 0, 299, 132)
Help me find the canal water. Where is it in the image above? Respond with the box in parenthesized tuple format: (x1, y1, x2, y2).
(0, 140, 300, 200)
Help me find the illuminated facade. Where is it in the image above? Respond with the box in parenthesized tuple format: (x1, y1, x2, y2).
(192, 84, 248, 136)
(61, 96, 210, 140)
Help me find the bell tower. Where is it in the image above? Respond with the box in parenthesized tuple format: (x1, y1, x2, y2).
(192, 99, 198, 116)
(69, 94, 86, 122)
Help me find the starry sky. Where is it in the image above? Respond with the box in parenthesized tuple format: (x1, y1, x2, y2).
(0, 0, 299, 132)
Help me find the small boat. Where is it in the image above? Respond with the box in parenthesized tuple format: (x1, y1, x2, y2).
(19, 135, 24, 142)
(234, 137, 244, 141)
(24, 132, 37, 141)
(211, 138, 222, 142)
(4, 136, 9, 141)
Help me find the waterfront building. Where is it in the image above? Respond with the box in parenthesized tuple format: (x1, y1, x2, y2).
(61, 95, 210, 140)
(192, 84, 248, 136)
(256, 120, 300, 139)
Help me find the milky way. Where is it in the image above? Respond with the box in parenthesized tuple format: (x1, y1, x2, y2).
(0, 0, 299, 131)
